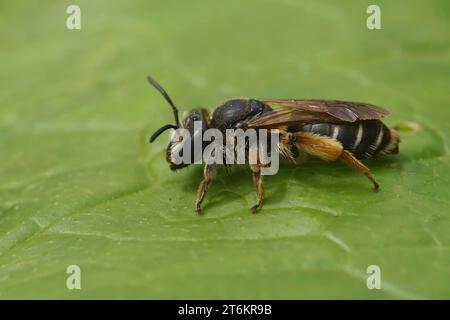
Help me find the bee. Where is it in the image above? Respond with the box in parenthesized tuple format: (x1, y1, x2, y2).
(147, 75, 400, 213)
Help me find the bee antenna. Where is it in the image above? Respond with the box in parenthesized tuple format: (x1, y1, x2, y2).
(149, 124, 178, 143)
(147, 75, 180, 128)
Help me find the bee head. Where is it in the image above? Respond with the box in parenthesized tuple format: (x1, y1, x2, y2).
(166, 108, 210, 170)
(147, 75, 210, 170)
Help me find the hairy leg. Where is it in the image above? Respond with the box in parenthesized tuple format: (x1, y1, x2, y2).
(195, 164, 217, 213)
(293, 132, 379, 190)
(249, 164, 264, 213)
(340, 150, 379, 190)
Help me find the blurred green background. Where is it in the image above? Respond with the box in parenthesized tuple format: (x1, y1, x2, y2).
(0, 0, 449, 299)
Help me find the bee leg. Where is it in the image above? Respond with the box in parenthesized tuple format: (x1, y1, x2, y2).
(249, 164, 264, 213)
(294, 132, 379, 190)
(195, 164, 216, 214)
(340, 150, 379, 190)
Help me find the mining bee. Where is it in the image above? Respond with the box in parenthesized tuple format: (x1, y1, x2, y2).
(147, 75, 400, 213)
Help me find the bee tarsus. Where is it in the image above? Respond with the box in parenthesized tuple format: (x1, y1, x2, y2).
(250, 164, 264, 214)
(195, 164, 216, 214)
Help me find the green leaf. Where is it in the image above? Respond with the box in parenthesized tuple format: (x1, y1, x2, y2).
(1, 0, 449, 299)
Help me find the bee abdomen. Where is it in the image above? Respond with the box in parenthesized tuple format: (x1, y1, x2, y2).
(294, 120, 398, 159)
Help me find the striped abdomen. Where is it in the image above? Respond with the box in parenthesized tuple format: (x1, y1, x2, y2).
(292, 120, 399, 159)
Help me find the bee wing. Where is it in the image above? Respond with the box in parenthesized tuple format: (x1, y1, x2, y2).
(247, 99, 390, 128)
